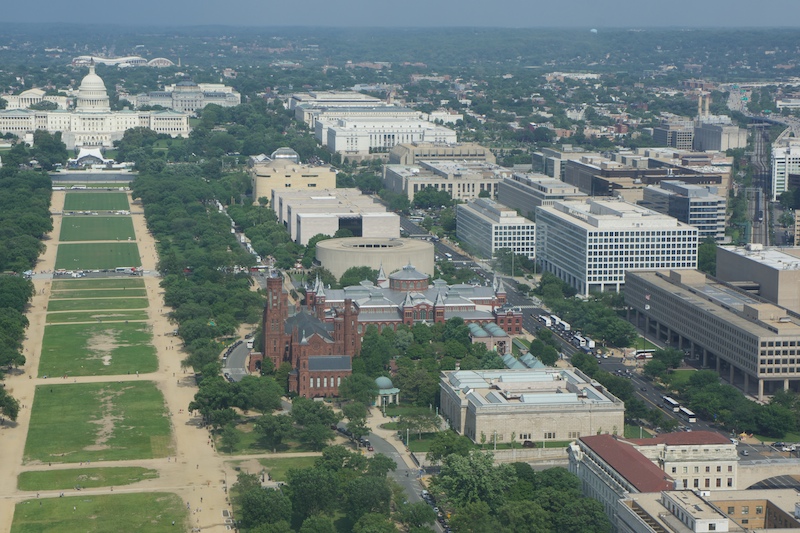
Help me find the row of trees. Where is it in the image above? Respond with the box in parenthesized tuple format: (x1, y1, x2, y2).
(430, 452, 611, 533)
(131, 163, 265, 372)
(0, 163, 52, 420)
(232, 445, 410, 533)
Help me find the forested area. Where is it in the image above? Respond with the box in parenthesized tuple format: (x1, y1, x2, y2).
(0, 158, 53, 420)
(131, 164, 264, 373)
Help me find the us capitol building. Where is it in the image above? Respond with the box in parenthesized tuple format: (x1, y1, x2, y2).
(0, 65, 190, 150)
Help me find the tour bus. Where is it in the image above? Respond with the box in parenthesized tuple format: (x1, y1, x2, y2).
(663, 396, 681, 413)
(678, 406, 697, 423)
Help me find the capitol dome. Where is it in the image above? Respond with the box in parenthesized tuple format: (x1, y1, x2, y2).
(75, 64, 110, 112)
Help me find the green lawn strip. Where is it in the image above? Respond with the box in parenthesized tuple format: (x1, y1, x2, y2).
(46, 310, 148, 324)
(624, 425, 653, 439)
(11, 493, 186, 532)
(51, 289, 147, 299)
(218, 420, 320, 455)
(257, 457, 319, 481)
(59, 217, 136, 242)
(24, 382, 173, 464)
(52, 278, 145, 290)
(55, 243, 141, 270)
(17, 467, 158, 491)
(63, 192, 130, 211)
(39, 322, 157, 377)
(48, 298, 149, 312)
(384, 404, 433, 418)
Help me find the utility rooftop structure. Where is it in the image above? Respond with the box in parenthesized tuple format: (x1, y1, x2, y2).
(497, 172, 587, 219)
(439, 368, 624, 445)
(535, 199, 698, 296)
(456, 197, 536, 260)
(716, 245, 800, 315)
(626, 269, 800, 400)
(271, 188, 399, 245)
(389, 142, 496, 165)
(383, 160, 513, 202)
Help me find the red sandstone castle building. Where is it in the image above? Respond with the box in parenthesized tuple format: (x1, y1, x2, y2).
(252, 264, 522, 398)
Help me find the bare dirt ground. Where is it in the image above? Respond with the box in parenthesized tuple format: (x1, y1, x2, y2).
(0, 192, 244, 532)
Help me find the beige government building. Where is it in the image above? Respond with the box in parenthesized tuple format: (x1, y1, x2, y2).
(249, 151, 337, 206)
(439, 368, 625, 445)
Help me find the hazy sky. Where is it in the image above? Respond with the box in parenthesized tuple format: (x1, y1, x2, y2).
(3, 0, 800, 28)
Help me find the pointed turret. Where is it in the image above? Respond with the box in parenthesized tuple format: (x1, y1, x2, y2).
(376, 262, 388, 288)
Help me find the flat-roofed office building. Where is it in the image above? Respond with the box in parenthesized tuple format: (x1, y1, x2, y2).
(716, 245, 800, 315)
(456, 198, 535, 260)
(626, 269, 800, 400)
(440, 368, 625, 445)
(497, 173, 587, 220)
(389, 142, 495, 165)
(640, 180, 727, 242)
(535, 199, 698, 296)
(383, 160, 512, 202)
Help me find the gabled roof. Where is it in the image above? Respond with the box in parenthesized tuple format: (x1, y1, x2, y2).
(285, 311, 333, 342)
(580, 434, 673, 493)
(308, 355, 351, 371)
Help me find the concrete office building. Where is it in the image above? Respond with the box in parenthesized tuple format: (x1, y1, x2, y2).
(641, 180, 727, 242)
(535, 199, 698, 296)
(497, 173, 587, 220)
(627, 432, 739, 491)
(771, 139, 800, 200)
(456, 198, 536, 260)
(716, 245, 800, 315)
(389, 142, 495, 165)
(324, 118, 458, 157)
(626, 269, 800, 400)
(568, 435, 675, 530)
(617, 488, 800, 533)
(288, 91, 386, 126)
(383, 160, 513, 202)
(532, 145, 590, 180)
(271, 188, 400, 245)
(312, 107, 421, 146)
(694, 121, 748, 152)
(563, 154, 726, 204)
(315, 237, 434, 279)
(440, 369, 625, 445)
(653, 121, 695, 150)
(248, 153, 337, 206)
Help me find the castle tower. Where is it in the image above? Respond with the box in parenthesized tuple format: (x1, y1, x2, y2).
(263, 273, 289, 369)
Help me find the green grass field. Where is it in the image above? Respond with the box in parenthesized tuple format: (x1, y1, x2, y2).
(55, 243, 141, 270)
(11, 493, 186, 532)
(39, 322, 157, 377)
(63, 192, 129, 211)
(48, 298, 149, 312)
(24, 382, 172, 464)
(46, 310, 149, 324)
(17, 467, 158, 491)
(51, 288, 147, 299)
(52, 278, 145, 290)
(59, 217, 136, 242)
(257, 457, 319, 481)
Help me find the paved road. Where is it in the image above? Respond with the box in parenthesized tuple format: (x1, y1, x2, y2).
(223, 341, 251, 382)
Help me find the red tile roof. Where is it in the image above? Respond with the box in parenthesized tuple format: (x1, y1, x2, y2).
(628, 431, 731, 447)
(580, 434, 674, 493)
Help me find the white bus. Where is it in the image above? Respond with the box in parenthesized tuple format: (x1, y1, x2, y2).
(678, 406, 697, 423)
(663, 396, 680, 413)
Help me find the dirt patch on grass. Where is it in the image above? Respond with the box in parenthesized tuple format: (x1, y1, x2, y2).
(84, 387, 124, 451)
(86, 330, 118, 366)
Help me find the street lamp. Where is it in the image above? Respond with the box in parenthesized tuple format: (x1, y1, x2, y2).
(493, 430, 497, 451)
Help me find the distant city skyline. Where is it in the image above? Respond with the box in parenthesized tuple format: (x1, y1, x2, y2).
(4, 0, 800, 28)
